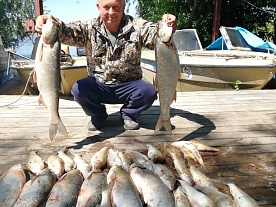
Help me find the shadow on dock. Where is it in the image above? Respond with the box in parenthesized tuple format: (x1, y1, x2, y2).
(68, 106, 216, 150)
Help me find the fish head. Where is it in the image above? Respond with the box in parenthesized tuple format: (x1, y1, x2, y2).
(157, 21, 173, 43)
(42, 18, 59, 45)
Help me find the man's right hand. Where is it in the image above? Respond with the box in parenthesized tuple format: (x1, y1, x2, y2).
(35, 14, 53, 35)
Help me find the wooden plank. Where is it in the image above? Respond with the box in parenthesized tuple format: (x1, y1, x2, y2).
(1, 90, 276, 206)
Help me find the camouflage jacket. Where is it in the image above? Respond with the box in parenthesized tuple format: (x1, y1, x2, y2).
(58, 14, 157, 85)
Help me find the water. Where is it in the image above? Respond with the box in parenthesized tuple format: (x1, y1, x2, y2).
(15, 36, 78, 59)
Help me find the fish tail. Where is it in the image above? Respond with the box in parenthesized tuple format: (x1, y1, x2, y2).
(154, 116, 163, 135)
(58, 119, 68, 138)
(154, 116, 172, 135)
(163, 119, 172, 134)
(49, 123, 58, 141)
(49, 119, 68, 141)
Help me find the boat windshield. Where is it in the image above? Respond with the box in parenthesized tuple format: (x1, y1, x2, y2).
(173, 29, 203, 52)
(220, 26, 251, 50)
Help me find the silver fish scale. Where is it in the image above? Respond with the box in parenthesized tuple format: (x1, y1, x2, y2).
(45, 169, 83, 207)
(14, 168, 55, 207)
(109, 166, 143, 207)
(76, 170, 107, 206)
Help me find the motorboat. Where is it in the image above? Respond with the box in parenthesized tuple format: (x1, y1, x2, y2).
(141, 26, 276, 91)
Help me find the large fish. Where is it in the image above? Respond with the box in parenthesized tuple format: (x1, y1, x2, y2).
(151, 162, 176, 191)
(76, 169, 107, 207)
(45, 169, 83, 207)
(107, 165, 143, 207)
(34, 18, 67, 140)
(130, 164, 175, 207)
(178, 179, 215, 207)
(154, 21, 180, 134)
(189, 166, 217, 190)
(221, 179, 260, 207)
(0, 164, 26, 206)
(194, 185, 236, 207)
(174, 186, 191, 207)
(14, 168, 56, 207)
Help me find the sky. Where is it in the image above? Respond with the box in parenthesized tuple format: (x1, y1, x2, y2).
(16, 0, 138, 57)
(43, 0, 138, 23)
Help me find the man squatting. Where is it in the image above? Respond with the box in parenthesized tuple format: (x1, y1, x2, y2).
(35, 0, 177, 131)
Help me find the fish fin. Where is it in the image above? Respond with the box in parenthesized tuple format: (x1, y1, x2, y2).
(58, 120, 68, 138)
(33, 70, 37, 83)
(38, 94, 48, 109)
(49, 123, 59, 141)
(154, 116, 163, 135)
(154, 116, 172, 135)
(39, 43, 44, 62)
(153, 78, 158, 90)
(59, 75, 64, 94)
(163, 119, 172, 135)
(170, 91, 177, 104)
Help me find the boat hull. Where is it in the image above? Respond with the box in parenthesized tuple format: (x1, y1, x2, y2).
(141, 50, 276, 91)
(11, 57, 88, 95)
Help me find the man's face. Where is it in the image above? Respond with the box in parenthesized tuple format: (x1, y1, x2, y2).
(97, 0, 125, 31)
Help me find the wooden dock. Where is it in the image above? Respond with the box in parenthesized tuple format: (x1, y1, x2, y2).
(0, 90, 276, 206)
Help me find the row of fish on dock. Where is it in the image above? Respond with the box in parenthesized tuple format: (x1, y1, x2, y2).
(0, 140, 260, 207)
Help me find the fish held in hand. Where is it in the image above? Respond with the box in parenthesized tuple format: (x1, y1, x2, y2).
(154, 21, 180, 135)
(34, 18, 67, 141)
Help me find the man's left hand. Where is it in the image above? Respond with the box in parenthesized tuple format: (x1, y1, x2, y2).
(162, 14, 177, 33)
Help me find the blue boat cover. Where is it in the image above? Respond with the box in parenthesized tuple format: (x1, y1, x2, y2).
(205, 26, 276, 53)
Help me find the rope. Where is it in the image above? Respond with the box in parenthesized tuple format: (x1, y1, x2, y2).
(0, 69, 35, 108)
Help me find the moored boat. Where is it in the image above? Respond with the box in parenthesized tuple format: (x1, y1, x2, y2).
(141, 27, 276, 91)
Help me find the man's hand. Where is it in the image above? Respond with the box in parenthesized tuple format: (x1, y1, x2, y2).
(162, 14, 177, 33)
(35, 14, 53, 35)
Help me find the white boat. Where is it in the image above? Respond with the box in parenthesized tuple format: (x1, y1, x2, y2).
(141, 26, 276, 91)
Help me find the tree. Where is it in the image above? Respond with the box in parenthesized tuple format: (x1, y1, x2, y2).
(137, 0, 276, 47)
(0, 0, 35, 48)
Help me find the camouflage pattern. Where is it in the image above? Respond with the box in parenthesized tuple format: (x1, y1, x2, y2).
(57, 15, 157, 85)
